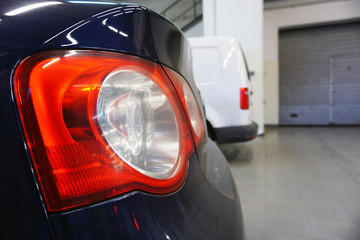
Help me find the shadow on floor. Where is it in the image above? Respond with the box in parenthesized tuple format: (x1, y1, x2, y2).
(218, 142, 253, 163)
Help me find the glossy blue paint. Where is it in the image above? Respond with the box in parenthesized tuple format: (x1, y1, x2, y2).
(0, 1, 156, 63)
(41, 5, 157, 62)
(0, 1, 244, 239)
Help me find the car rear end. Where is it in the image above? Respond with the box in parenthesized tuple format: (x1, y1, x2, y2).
(0, 1, 244, 239)
(189, 37, 258, 143)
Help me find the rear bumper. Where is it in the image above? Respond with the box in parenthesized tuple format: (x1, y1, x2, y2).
(215, 122, 258, 143)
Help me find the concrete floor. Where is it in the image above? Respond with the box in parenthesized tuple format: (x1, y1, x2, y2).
(222, 127, 360, 240)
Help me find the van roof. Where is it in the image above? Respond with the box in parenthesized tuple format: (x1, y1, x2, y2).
(188, 37, 244, 51)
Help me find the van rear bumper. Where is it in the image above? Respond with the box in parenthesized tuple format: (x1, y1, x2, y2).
(214, 122, 258, 143)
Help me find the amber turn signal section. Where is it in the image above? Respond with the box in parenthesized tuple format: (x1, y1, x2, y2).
(13, 50, 197, 211)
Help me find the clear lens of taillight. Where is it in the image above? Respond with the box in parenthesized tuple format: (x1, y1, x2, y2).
(240, 87, 249, 110)
(97, 68, 180, 179)
(13, 50, 202, 211)
(163, 66, 204, 147)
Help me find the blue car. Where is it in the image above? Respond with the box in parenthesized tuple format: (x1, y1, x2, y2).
(0, 1, 244, 239)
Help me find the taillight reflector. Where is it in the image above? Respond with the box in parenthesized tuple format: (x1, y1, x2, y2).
(13, 50, 203, 211)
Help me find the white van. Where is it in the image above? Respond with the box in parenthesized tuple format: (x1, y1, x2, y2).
(188, 37, 258, 143)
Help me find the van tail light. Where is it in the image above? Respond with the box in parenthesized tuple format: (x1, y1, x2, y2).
(13, 50, 204, 212)
(240, 87, 249, 110)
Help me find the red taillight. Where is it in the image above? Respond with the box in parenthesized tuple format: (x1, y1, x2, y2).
(162, 66, 204, 147)
(13, 50, 204, 211)
(240, 87, 249, 110)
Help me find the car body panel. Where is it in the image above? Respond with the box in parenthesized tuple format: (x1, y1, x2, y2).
(0, 1, 244, 239)
(0, 100, 54, 239)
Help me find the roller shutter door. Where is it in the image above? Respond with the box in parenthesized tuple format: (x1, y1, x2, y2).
(279, 22, 360, 125)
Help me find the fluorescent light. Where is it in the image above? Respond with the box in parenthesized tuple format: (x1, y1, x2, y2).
(68, 1, 116, 4)
(5, 2, 63, 16)
(119, 31, 128, 37)
(42, 58, 60, 69)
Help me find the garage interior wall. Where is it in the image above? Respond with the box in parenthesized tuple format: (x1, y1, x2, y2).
(200, 0, 265, 135)
(264, 0, 360, 125)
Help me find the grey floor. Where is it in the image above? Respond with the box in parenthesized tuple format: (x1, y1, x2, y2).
(222, 127, 360, 240)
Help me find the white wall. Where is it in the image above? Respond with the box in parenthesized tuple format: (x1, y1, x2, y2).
(264, 0, 360, 125)
(203, 0, 265, 135)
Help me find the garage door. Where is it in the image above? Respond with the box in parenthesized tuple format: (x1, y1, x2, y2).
(279, 22, 360, 125)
